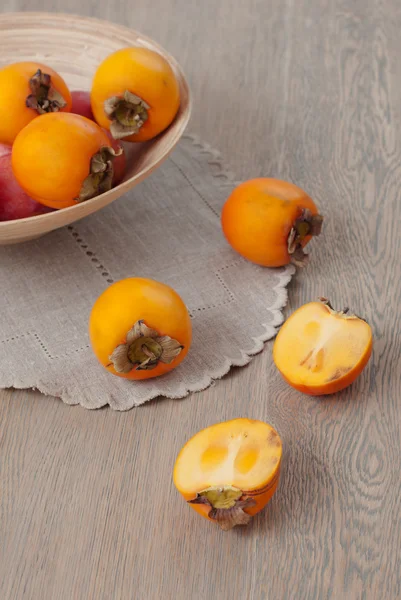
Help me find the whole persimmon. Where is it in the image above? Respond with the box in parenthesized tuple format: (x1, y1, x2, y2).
(221, 178, 324, 267)
(273, 298, 373, 395)
(89, 278, 192, 380)
(12, 113, 120, 209)
(0, 61, 72, 145)
(174, 418, 282, 530)
(91, 47, 180, 142)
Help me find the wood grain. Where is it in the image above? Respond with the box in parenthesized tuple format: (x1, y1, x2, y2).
(1, 1, 401, 599)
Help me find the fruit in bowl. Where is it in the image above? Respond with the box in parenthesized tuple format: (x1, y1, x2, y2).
(0, 148, 52, 221)
(91, 47, 180, 142)
(71, 90, 94, 121)
(12, 112, 122, 209)
(0, 13, 190, 244)
(0, 61, 72, 145)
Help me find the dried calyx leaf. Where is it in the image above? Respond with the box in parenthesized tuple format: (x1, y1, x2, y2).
(319, 297, 367, 322)
(26, 69, 67, 114)
(77, 146, 122, 202)
(287, 208, 323, 267)
(104, 90, 150, 140)
(189, 486, 256, 531)
(109, 320, 183, 373)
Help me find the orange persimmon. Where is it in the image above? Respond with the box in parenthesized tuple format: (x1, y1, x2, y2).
(173, 418, 282, 530)
(0, 61, 72, 145)
(273, 298, 373, 395)
(91, 47, 180, 142)
(221, 178, 323, 267)
(12, 113, 118, 209)
(89, 278, 192, 380)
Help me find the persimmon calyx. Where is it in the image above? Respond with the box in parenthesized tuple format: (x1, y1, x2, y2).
(77, 146, 122, 202)
(104, 90, 150, 140)
(319, 297, 367, 321)
(189, 486, 256, 531)
(26, 69, 67, 114)
(109, 320, 183, 373)
(287, 208, 323, 267)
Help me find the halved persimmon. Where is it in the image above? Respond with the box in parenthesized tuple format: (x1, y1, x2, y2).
(221, 178, 323, 267)
(273, 298, 373, 395)
(173, 418, 282, 530)
(0, 61, 72, 145)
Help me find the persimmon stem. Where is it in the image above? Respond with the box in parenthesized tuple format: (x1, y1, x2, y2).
(288, 208, 323, 268)
(26, 69, 67, 114)
(189, 486, 257, 531)
(104, 90, 150, 140)
(77, 146, 121, 202)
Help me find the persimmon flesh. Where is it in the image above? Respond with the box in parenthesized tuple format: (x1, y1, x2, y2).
(221, 178, 323, 267)
(173, 418, 282, 530)
(273, 299, 372, 395)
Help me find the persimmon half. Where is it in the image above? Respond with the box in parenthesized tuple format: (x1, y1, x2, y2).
(12, 113, 120, 209)
(0, 61, 72, 145)
(173, 418, 282, 531)
(273, 298, 373, 395)
(91, 47, 180, 142)
(89, 278, 192, 380)
(221, 178, 323, 267)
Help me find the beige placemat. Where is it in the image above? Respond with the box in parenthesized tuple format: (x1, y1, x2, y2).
(0, 134, 295, 410)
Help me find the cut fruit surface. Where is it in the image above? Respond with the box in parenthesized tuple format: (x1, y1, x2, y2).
(273, 300, 372, 395)
(173, 418, 282, 529)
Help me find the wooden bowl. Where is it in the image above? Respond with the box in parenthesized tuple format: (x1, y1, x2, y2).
(0, 13, 191, 245)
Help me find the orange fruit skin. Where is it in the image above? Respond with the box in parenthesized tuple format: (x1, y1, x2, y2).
(89, 278, 192, 380)
(221, 178, 319, 267)
(0, 62, 72, 145)
(278, 357, 372, 396)
(273, 301, 373, 395)
(12, 113, 111, 209)
(91, 47, 180, 142)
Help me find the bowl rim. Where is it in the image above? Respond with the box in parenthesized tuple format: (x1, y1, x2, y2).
(0, 11, 192, 230)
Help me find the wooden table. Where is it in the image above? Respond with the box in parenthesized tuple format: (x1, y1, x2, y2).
(1, 1, 400, 598)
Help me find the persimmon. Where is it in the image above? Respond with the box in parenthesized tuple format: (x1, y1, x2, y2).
(89, 278, 192, 380)
(91, 47, 180, 142)
(273, 298, 373, 395)
(221, 178, 323, 267)
(12, 113, 120, 209)
(0, 61, 72, 145)
(173, 418, 282, 530)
